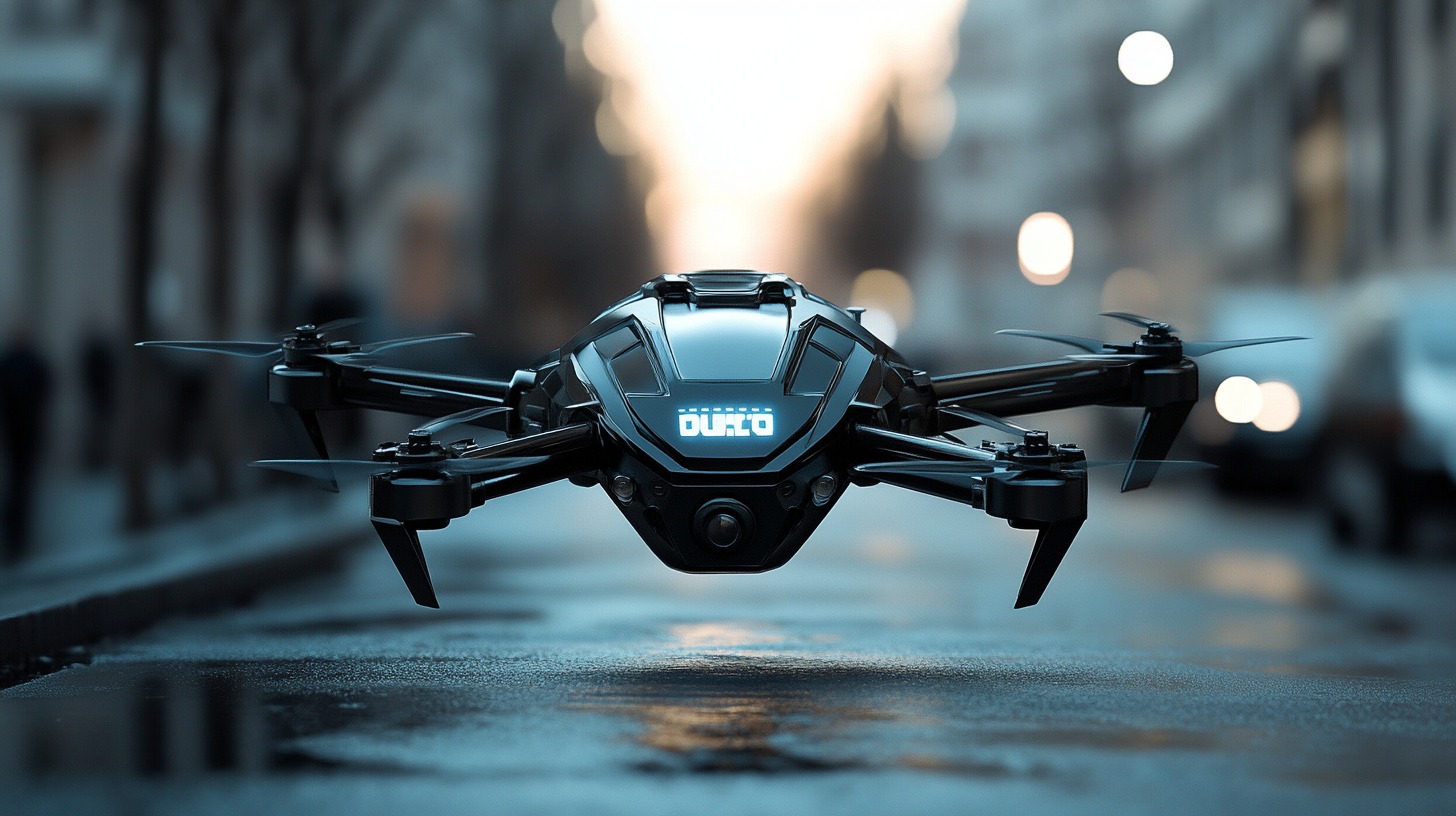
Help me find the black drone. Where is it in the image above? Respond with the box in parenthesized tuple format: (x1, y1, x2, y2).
(140, 271, 1301, 609)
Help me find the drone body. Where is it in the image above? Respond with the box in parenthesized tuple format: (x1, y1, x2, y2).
(142, 271, 1301, 609)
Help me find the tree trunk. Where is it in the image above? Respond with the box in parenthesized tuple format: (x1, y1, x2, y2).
(203, 0, 241, 500)
(119, 0, 166, 530)
(266, 1, 314, 329)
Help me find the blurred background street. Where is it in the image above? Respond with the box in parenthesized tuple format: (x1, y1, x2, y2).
(1, 0, 1455, 811)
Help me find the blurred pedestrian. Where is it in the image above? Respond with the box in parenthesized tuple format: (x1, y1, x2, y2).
(80, 325, 117, 471)
(0, 324, 53, 564)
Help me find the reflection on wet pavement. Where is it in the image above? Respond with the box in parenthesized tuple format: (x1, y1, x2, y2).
(3, 483, 1456, 811)
(0, 668, 268, 777)
(1195, 551, 1326, 606)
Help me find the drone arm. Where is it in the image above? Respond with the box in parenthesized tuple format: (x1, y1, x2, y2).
(851, 423, 1088, 607)
(367, 423, 600, 609)
(268, 358, 515, 433)
(930, 358, 1135, 419)
(851, 424, 994, 506)
(930, 357, 1199, 491)
(338, 363, 511, 414)
(466, 422, 600, 503)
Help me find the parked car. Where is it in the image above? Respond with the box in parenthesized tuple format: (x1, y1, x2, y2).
(1316, 273, 1456, 555)
(1193, 286, 1334, 495)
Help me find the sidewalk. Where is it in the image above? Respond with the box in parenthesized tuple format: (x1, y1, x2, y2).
(0, 476, 369, 683)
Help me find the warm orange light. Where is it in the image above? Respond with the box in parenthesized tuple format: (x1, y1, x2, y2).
(581, 0, 966, 272)
(851, 268, 915, 328)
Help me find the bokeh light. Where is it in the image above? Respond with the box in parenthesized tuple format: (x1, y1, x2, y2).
(1017, 212, 1074, 285)
(1118, 31, 1174, 86)
(1253, 381, 1301, 432)
(858, 308, 899, 346)
(850, 268, 915, 330)
(1099, 267, 1163, 316)
(1214, 376, 1264, 424)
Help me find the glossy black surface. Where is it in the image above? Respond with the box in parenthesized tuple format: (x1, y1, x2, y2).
(149, 269, 1241, 604)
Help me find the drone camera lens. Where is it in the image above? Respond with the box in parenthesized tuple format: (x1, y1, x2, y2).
(694, 498, 754, 551)
(705, 513, 741, 548)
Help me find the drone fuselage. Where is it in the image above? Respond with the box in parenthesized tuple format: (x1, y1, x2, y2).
(514, 271, 933, 571)
(145, 267, 1293, 608)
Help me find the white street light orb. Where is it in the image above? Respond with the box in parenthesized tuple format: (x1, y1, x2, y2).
(1214, 376, 1263, 424)
(1118, 31, 1174, 86)
(1017, 212, 1074, 285)
(1253, 381, 1301, 433)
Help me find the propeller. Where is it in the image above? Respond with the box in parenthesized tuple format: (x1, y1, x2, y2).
(1099, 311, 1177, 331)
(995, 329, 1110, 355)
(940, 406, 1044, 439)
(250, 405, 526, 482)
(997, 313, 1306, 360)
(135, 317, 363, 358)
(410, 404, 503, 440)
(855, 457, 1212, 479)
(249, 454, 540, 482)
(317, 332, 475, 362)
(136, 320, 472, 362)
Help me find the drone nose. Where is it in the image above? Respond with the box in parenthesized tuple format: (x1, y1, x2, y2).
(704, 512, 741, 548)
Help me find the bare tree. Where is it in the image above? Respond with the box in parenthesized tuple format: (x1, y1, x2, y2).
(118, 0, 167, 530)
(198, 0, 246, 500)
(262, 0, 434, 328)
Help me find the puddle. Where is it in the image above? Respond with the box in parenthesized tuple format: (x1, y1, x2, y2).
(0, 668, 271, 777)
(572, 654, 1104, 780)
(0, 660, 495, 779)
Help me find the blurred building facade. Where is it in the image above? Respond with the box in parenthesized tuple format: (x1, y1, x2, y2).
(906, 0, 1127, 368)
(907, 0, 1456, 366)
(0, 0, 651, 507)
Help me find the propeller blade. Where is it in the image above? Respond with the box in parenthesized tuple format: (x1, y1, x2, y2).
(1100, 311, 1178, 332)
(443, 455, 546, 474)
(1181, 336, 1307, 357)
(250, 459, 394, 480)
(857, 458, 1211, 477)
(855, 460, 997, 478)
(359, 332, 474, 354)
(1063, 353, 1156, 362)
(412, 405, 511, 439)
(940, 407, 1042, 438)
(996, 329, 1109, 354)
(135, 340, 281, 358)
(371, 517, 438, 608)
(1014, 518, 1084, 608)
(851, 462, 985, 506)
(358, 378, 505, 405)
(251, 455, 541, 481)
(315, 316, 364, 335)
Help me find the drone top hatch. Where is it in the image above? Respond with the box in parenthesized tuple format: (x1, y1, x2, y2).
(139, 270, 1302, 609)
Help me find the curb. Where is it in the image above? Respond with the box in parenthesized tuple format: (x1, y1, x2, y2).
(0, 526, 365, 686)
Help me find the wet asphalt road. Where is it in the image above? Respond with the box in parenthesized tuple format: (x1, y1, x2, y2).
(4, 474, 1456, 814)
